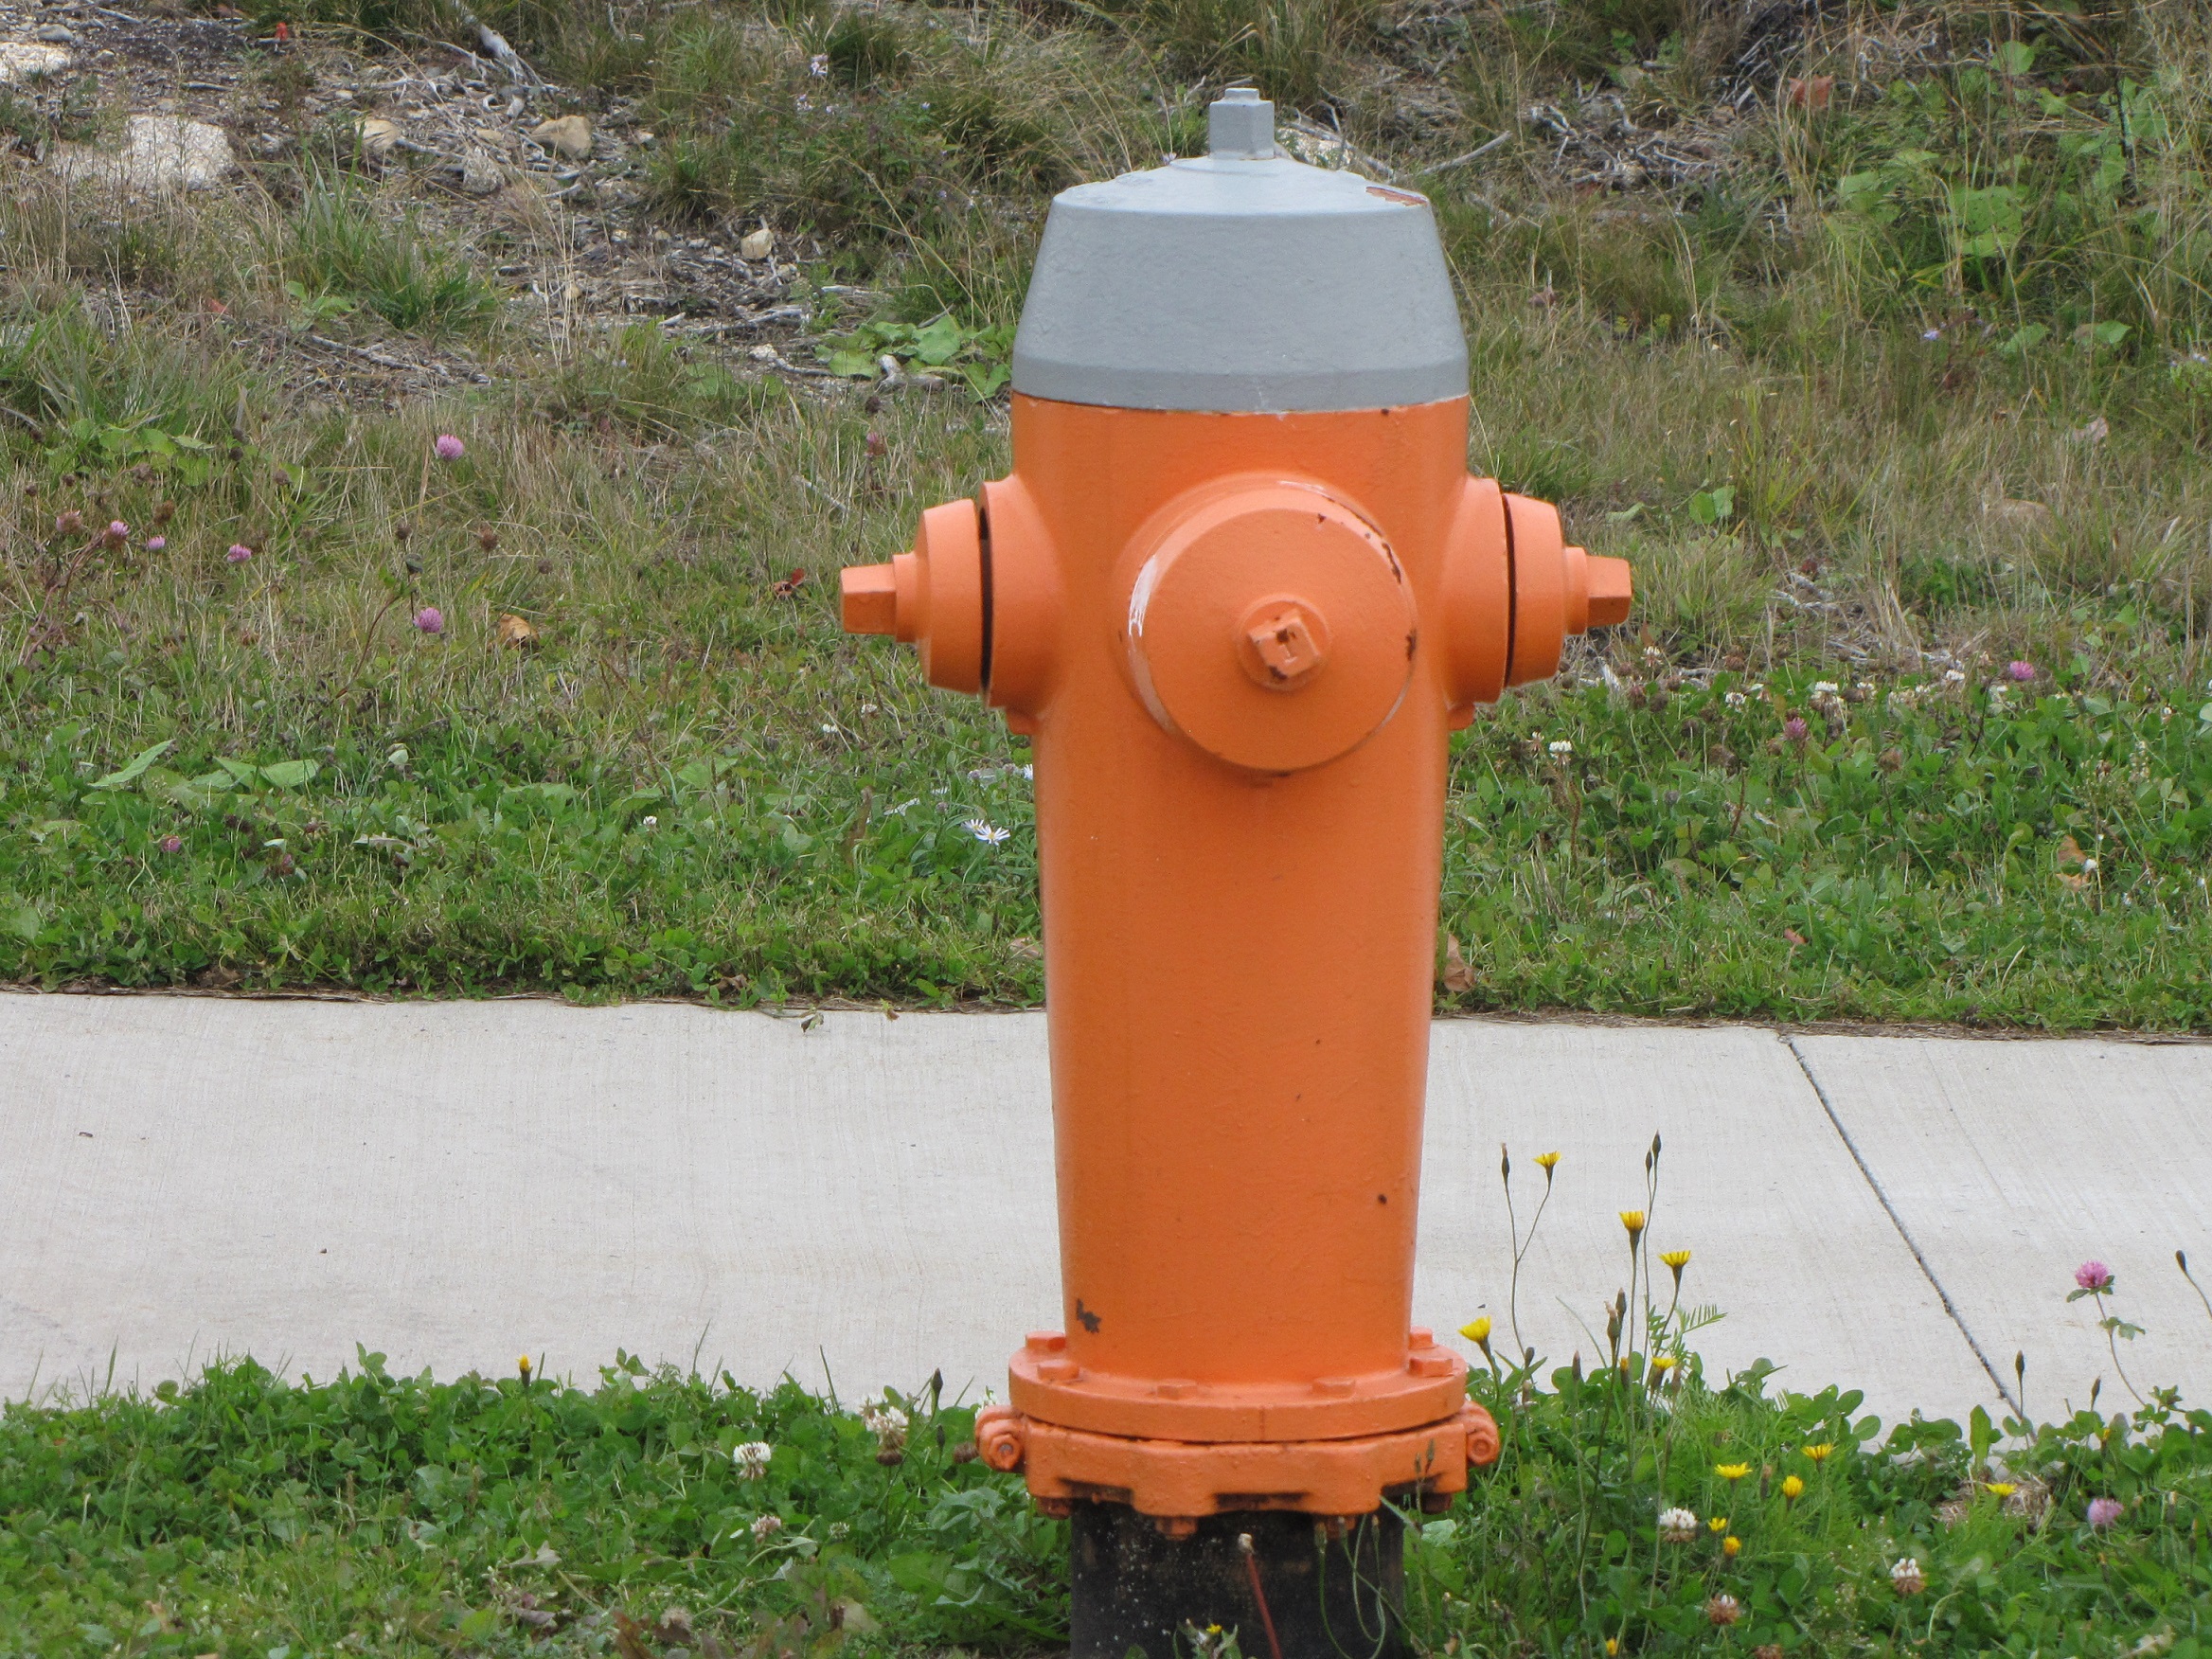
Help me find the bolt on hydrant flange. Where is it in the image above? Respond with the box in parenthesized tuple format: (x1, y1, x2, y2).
(843, 84, 1626, 1659)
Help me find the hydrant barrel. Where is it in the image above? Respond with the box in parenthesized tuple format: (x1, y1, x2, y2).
(843, 83, 1628, 1656)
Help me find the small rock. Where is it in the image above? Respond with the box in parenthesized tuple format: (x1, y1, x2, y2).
(32, 23, 74, 43)
(0, 41, 71, 80)
(457, 148, 503, 195)
(52, 115, 237, 192)
(529, 113, 590, 159)
(739, 225, 773, 259)
(2071, 414, 2110, 444)
(1987, 498, 2053, 529)
(356, 116, 398, 159)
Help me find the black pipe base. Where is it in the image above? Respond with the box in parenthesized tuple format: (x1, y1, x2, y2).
(1068, 1505, 1406, 1659)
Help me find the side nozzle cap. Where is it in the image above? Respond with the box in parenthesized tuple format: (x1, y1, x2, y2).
(1208, 84, 1275, 159)
(1585, 556, 1633, 628)
(841, 564, 898, 635)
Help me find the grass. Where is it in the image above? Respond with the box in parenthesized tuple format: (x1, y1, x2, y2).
(17, 1150, 2211, 1653)
(9, 1322, 2212, 1653)
(1, 0, 2210, 1023)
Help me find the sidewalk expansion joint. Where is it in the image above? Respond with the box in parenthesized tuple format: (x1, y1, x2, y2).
(1782, 1033, 2018, 1416)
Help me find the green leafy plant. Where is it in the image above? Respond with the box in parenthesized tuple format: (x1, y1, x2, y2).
(819, 313, 1015, 400)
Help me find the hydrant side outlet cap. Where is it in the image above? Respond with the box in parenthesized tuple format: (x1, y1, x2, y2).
(1010, 107, 1468, 413)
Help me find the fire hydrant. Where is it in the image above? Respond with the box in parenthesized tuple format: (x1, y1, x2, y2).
(842, 86, 1629, 1659)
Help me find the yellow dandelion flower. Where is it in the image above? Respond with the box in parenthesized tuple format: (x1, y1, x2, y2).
(1649, 1354, 1678, 1374)
(1986, 1482, 2017, 1497)
(1620, 1210, 1648, 1237)
(1803, 1442, 1834, 1462)
(1715, 1463, 1751, 1481)
(1708, 1516, 1729, 1533)
(1661, 1249, 1692, 1270)
(1722, 1535, 1741, 1557)
(1535, 1151, 1562, 1172)
(1604, 1643, 1618, 1657)
(1459, 1316, 1492, 1346)
(1780, 1474, 1805, 1501)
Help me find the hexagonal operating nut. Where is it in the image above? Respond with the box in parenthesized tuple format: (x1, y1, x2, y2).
(1208, 85, 1275, 158)
(975, 1405, 1026, 1472)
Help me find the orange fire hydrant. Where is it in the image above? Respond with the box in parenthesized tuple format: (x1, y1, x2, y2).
(843, 85, 1629, 1657)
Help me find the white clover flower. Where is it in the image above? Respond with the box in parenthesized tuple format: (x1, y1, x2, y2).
(641, 815, 658, 830)
(1548, 740, 1574, 757)
(809, 52, 829, 76)
(1657, 1506, 1698, 1543)
(752, 1513, 785, 1541)
(1890, 1556, 1925, 1596)
(964, 818, 1011, 845)
(885, 798, 919, 816)
(1724, 690, 1747, 708)
(1943, 669, 1967, 684)
(732, 1440, 773, 1478)
(1811, 681, 1840, 695)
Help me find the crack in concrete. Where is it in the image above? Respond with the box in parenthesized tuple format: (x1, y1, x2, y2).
(1783, 1032, 2018, 1415)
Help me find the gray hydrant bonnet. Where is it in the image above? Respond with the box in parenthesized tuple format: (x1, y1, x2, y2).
(1009, 88, 1470, 414)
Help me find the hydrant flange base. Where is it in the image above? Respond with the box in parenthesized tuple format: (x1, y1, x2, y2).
(1008, 1340, 1468, 1442)
(1007, 1411, 1491, 1519)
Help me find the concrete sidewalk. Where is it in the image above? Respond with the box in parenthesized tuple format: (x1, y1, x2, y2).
(2, 991, 2205, 1426)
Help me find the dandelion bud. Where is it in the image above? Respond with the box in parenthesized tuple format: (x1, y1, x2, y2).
(1721, 1535, 1741, 1557)
(518, 1355, 533, 1382)
(1781, 1473, 1804, 1501)
(1458, 1316, 1492, 1351)
(1889, 1557, 1925, 1596)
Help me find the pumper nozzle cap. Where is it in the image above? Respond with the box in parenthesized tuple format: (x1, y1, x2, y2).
(1208, 85, 1275, 159)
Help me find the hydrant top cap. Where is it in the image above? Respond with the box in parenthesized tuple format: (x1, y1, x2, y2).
(1009, 92, 1469, 414)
